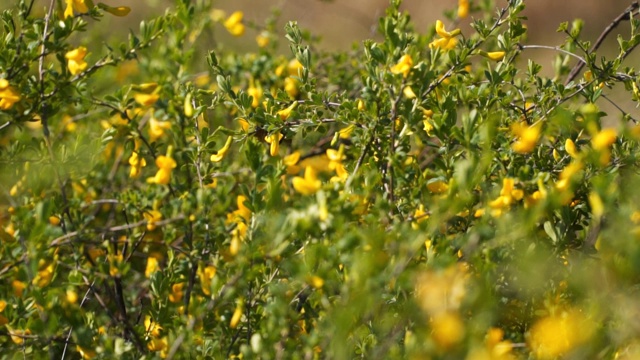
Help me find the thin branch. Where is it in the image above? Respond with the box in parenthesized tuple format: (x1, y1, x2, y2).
(518, 44, 586, 64)
(50, 215, 186, 247)
(566, 1, 639, 84)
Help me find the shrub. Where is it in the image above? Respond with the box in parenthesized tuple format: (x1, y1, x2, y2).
(2, 0, 640, 358)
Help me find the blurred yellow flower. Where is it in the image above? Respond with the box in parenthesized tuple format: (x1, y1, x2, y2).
(247, 82, 263, 108)
(0, 79, 21, 110)
(265, 131, 283, 156)
(168, 283, 184, 303)
(32, 261, 55, 288)
(148, 116, 171, 142)
(65, 46, 88, 75)
(128, 151, 147, 178)
(145, 256, 159, 278)
(293, 166, 322, 195)
(565, 138, 579, 158)
(390, 54, 413, 78)
(431, 312, 465, 350)
(427, 179, 449, 194)
(511, 121, 541, 154)
(64, 0, 90, 19)
(210, 136, 232, 162)
(256, 32, 270, 48)
(415, 263, 468, 315)
(458, 0, 469, 18)
(591, 128, 616, 151)
(224, 11, 245, 36)
(198, 265, 217, 296)
(143, 209, 162, 231)
(403, 86, 417, 99)
(277, 102, 298, 120)
(9, 328, 30, 345)
(147, 337, 168, 352)
(134, 93, 160, 107)
(411, 204, 429, 229)
(287, 59, 304, 76)
(230, 300, 243, 328)
(147, 147, 177, 185)
(144, 315, 162, 337)
(528, 309, 594, 359)
(284, 77, 299, 98)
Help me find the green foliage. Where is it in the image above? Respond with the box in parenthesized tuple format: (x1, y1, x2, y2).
(2, 0, 640, 359)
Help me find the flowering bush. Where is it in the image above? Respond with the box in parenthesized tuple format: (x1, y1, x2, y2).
(2, 0, 640, 358)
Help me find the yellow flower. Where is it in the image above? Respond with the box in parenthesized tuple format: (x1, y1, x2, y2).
(134, 93, 160, 107)
(0, 79, 21, 110)
(230, 300, 243, 328)
(390, 54, 413, 78)
(147, 147, 177, 185)
(431, 312, 465, 350)
(247, 83, 263, 108)
(483, 51, 506, 61)
(308, 275, 324, 289)
(65, 47, 88, 75)
(143, 209, 162, 231)
(66, 289, 78, 304)
(128, 151, 147, 178)
(108, 253, 123, 277)
(148, 117, 171, 142)
(256, 32, 270, 48)
(97, 3, 130, 17)
(435, 20, 460, 38)
(415, 263, 468, 315)
(32, 261, 55, 288)
(429, 37, 458, 50)
(284, 77, 299, 98)
(76, 345, 97, 359)
(429, 20, 461, 51)
(198, 265, 217, 296)
(147, 337, 168, 352)
(287, 59, 304, 76)
(511, 121, 541, 154)
(265, 131, 283, 156)
(591, 128, 617, 151)
(411, 204, 429, 229)
(224, 11, 245, 36)
(145, 256, 160, 278)
(9, 328, 31, 345)
(12, 280, 26, 297)
(292, 166, 322, 195)
(458, 0, 469, 18)
(427, 179, 449, 194)
(228, 195, 252, 225)
(169, 283, 184, 303)
(403, 86, 417, 99)
(276, 102, 298, 120)
(210, 136, 233, 162)
(589, 191, 604, 218)
(565, 138, 579, 158)
(144, 315, 163, 337)
(64, 0, 90, 19)
(528, 309, 594, 359)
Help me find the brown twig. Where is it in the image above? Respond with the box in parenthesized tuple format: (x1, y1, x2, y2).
(565, 1, 640, 85)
